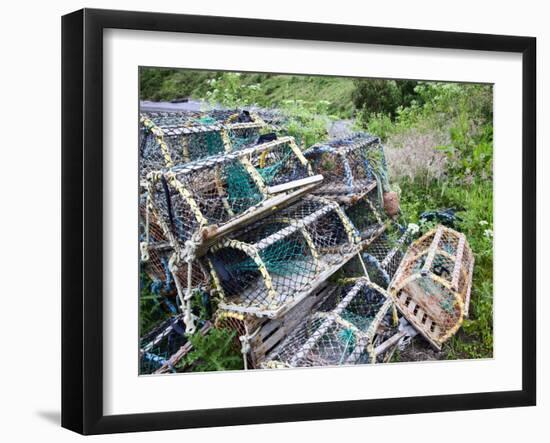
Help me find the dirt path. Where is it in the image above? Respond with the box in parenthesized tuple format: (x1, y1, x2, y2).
(327, 119, 354, 138)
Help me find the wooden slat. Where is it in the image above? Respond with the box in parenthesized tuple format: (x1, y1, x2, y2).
(197, 182, 320, 255)
(154, 321, 212, 374)
(267, 174, 324, 194)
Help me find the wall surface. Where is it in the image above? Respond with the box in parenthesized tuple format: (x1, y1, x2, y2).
(0, 1, 546, 441)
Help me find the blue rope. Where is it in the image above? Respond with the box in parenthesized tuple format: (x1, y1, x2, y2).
(143, 351, 167, 365)
(161, 256, 172, 292)
(164, 296, 177, 314)
(150, 279, 162, 295)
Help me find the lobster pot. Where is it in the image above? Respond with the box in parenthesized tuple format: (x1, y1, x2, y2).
(262, 279, 394, 368)
(140, 116, 172, 179)
(139, 191, 210, 292)
(214, 285, 334, 368)
(146, 136, 314, 246)
(335, 224, 418, 289)
(139, 194, 171, 288)
(304, 133, 386, 200)
(389, 225, 474, 350)
(140, 315, 188, 374)
(139, 193, 167, 246)
(209, 197, 359, 318)
(361, 224, 419, 287)
(342, 183, 384, 237)
(139, 111, 268, 177)
(143, 109, 238, 126)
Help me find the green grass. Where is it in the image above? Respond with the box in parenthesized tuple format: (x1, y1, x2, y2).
(140, 68, 355, 118)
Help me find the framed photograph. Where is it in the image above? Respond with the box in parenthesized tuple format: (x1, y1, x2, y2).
(62, 8, 536, 435)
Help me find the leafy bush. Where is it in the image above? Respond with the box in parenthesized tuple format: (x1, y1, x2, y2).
(139, 67, 212, 101)
(179, 328, 244, 372)
(203, 74, 330, 148)
(279, 99, 329, 148)
(139, 272, 172, 335)
(140, 68, 356, 118)
(204, 73, 262, 108)
(353, 79, 420, 128)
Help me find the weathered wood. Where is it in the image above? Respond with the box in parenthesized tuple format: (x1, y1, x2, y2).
(313, 179, 377, 195)
(392, 289, 442, 351)
(422, 226, 444, 272)
(451, 234, 466, 290)
(288, 281, 367, 366)
(253, 202, 338, 251)
(218, 223, 388, 319)
(266, 174, 324, 194)
(464, 256, 475, 317)
(374, 330, 407, 356)
(154, 321, 212, 374)
(196, 182, 320, 255)
(251, 286, 335, 360)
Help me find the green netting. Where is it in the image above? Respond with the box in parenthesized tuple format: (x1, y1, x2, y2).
(226, 239, 311, 277)
(341, 310, 375, 332)
(224, 162, 263, 214)
(229, 131, 258, 151)
(440, 293, 456, 313)
(256, 150, 293, 185)
(259, 240, 312, 276)
(337, 328, 356, 364)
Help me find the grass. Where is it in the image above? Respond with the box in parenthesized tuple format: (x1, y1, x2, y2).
(140, 69, 356, 118)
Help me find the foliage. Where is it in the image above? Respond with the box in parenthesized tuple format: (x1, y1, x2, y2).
(191, 289, 216, 321)
(203, 73, 330, 148)
(140, 68, 356, 118)
(278, 99, 329, 148)
(179, 328, 244, 372)
(353, 79, 420, 129)
(204, 73, 263, 108)
(139, 272, 172, 335)
(139, 67, 212, 101)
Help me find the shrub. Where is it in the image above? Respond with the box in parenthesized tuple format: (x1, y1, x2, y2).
(179, 328, 244, 372)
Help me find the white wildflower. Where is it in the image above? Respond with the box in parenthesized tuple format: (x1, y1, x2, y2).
(407, 223, 420, 235)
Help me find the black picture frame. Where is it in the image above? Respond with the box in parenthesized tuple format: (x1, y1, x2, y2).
(61, 8, 536, 435)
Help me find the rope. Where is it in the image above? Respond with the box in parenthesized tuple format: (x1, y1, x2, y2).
(239, 323, 261, 371)
(170, 231, 203, 335)
(140, 193, 152, 262)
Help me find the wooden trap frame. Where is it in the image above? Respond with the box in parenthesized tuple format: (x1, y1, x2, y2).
(139, 314, 213, 375)
(304, 133, 387, 202)
(260, 278, 395, 368)
(208, 195, 382, 319)
(389, 225, 474, 350)
(139, 110, 270, 178)
(211, 223, 419, 369)
(214, 284, 336, 369)
(143, 136, 322, 257)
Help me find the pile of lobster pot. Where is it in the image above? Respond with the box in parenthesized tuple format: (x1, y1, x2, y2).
(139, 109, 475, 373)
